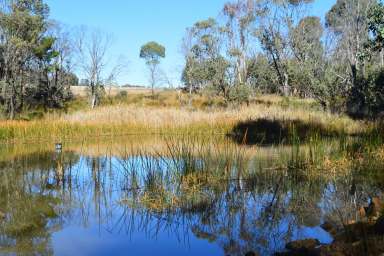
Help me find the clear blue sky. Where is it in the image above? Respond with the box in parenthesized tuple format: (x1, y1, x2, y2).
(46, 0, 336, 87)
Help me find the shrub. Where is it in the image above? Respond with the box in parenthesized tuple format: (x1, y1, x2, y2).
(347, 68, 384, 118)
(227, 84, 252, 104)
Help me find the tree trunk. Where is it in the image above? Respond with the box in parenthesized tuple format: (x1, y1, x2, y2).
(9, 92, 15, 120)
(91, 83, 97, 109)
(91, 93, 97, 109)
(351, 64, 357, 88)
(188, 82, 193, 107)
(282, 72, 290, 97)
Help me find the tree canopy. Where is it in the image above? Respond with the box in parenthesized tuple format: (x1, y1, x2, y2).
(140, 41, 166, 65)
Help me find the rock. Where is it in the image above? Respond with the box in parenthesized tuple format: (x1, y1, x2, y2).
(374, 216, 384, 235)
(245, 251, 259, 256)
(286, 239, 320, 251)
(365, 197, 383, 218)
(372, 197, 382, 213)
(318, 244, 346, 256)
(358, 207, 367, 219)
(0, 211, 5, 220)
(321, 222, 338, 237)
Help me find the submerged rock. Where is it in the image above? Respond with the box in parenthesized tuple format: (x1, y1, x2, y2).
(286, 239, 320, 251)
(374, 216, 384, 235)
(321, 222, 338, 237)
(245, 251, 259, 256)
(370, 197, 383, 217)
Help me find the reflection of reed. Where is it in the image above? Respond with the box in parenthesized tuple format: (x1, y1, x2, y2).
(0, 135, 383, 255)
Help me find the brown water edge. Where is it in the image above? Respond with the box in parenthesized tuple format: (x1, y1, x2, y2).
(0, 133, 303, 160)
(276, 198, 384, 256)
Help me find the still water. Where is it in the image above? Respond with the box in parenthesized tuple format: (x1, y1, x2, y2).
(0, 137, 380, 255)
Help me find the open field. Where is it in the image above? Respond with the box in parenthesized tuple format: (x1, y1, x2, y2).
(70, 86, 164, 97)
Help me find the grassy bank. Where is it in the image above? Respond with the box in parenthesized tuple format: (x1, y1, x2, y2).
(0, 91, 370, 143)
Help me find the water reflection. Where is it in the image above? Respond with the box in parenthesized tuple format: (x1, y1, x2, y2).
(0, 138, 381, 255)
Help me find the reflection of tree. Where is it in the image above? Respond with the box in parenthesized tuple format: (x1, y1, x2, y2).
(0, 151, 79, 255)
(0, 145, 382, 256)
(113, 152, 332, 255)
(115, 150, 383, 255)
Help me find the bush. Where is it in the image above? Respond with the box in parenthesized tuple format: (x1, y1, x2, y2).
(347, 68, 384, 118)
(118, 91, 128, 98)
(227, 84, 252, 104)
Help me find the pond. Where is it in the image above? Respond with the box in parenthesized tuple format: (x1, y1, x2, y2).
(0, 136, 382, 255)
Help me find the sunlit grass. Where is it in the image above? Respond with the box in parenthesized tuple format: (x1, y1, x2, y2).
(0, 92, 368, 143)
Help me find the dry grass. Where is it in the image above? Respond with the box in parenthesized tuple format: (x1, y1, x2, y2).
(0, 92, 368, 143)
(58, 102, 363, 133)
(70, 86, 157, 97)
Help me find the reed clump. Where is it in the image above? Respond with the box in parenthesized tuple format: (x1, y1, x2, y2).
(0, 93, 367, 143)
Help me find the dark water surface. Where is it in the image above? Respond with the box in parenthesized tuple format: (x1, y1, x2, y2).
(0, 137, 380, 255)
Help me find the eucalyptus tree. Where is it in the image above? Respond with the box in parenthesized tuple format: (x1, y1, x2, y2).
(0, 0, 50, 118)
(140, 41, 165, 96)
(255, 0, 314, 97)
(289, 16, 326, 99)
(222, 0, 255, 86)
(368, 1, 384, 66)
(181, 18, 230, 97)
(326, 0, 375, 88)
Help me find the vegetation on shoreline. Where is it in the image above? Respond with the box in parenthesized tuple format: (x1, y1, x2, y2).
(0, 92, 370, 143)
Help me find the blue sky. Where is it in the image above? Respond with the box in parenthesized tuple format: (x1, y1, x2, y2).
(46, 0, 336, 86)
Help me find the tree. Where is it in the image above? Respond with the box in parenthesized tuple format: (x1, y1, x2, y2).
(0, 0, 50, 118)
(246, 54, 279, 93)
(222, 0, 255, 85)
(326, 0, 375, 89)
(140, 41, 165, 95)
(289, 16, 325, 99)
(75, 27, 113, 108)
(368, 1, 384, 66)
(181, 18, 230, 98)
(256, 0, 314, 96)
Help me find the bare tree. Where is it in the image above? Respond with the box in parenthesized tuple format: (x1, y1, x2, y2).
(181, 27, 196, 105)
(75, 27, 113, 108)
(105, 54, 129, 97)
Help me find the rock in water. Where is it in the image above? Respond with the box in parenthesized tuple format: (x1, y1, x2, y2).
(321, 222, 338, 237)
(245, 251, 259, 256)
(375, 216, 384, 235)
(286, 239, 320, 252)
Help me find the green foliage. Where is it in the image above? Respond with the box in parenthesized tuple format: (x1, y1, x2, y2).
(140, 41, 166, 92)
(33, 37, 59, 61)
(194, 18, 216, 30)
(227, 84, 251, 104)
(0, 0, 73, 118)
(325, 0, 347, 32)
(368, 1, 384, 51)
(140, 41, 165, 65)
(247, 54, 279, 93)
(347, 68, 384, 118)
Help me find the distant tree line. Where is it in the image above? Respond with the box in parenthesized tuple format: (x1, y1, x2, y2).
(181, 0, 384, 118)
(0, 0, 79, 119)
(1, 0, 384, 119)
(0, 0, 129, 117)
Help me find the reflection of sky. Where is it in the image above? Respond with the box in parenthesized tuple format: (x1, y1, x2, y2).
(53, 224, 221, 256)
(35, 154, 336, 256)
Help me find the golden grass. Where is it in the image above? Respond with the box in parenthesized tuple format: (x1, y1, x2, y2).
(70, 86, 157, 97)
(0, 92, 368, 143)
